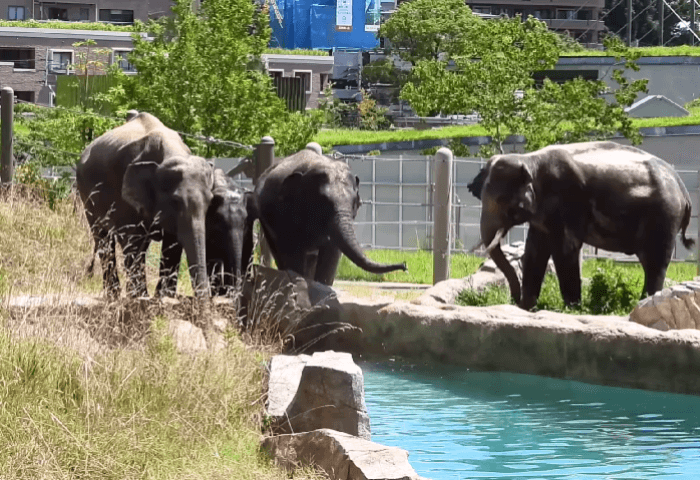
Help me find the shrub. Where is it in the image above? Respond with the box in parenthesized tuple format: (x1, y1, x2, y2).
(457, 259, 645, 316)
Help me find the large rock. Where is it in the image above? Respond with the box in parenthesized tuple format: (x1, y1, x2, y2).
(631, 281, 700, 331)
(242, 265, 343, 350)
(267, 351, 371, 440)
(262, 429, 426, 480)
(166, 318, 207, 353)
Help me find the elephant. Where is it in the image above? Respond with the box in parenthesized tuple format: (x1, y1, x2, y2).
(76, 112, 214, 298)
(245, 146, 406, 286)
(205, 169, 256, 296)
(467, 141, 694, 311)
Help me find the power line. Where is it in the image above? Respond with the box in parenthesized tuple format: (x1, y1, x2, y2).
(13, 99, 255, 151)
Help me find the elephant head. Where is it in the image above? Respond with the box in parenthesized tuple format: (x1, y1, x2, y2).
(473, 155, 537, 304)
(121, 132, 214, 296)
(205, 169, 256, 295)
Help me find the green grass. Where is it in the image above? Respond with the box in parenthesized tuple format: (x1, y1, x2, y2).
(0, 19, 143, 31)
(562, 45, 700, 57)
(264, 48, 330, 56)
(335, 249, 484, 284)
(456, 258, 698, 315)
(314, 114, 700, 148)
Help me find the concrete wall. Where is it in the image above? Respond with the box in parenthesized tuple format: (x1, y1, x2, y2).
(557, 56, 700, 108)
(0, 0, 174, 22)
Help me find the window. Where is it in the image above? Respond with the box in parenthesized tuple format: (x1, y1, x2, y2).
(293, 70, 312, 94)
(472, 6, 491, 15)
(0, 48, 35, 69)
(48, 7, 68, 20)
(319, 73, 330, 91)
(534, 10, 553, 20)
(268, 69, 284, 81)
(113, 49, 136, 73)
(49, 50, 73, 73)
(99, 9, 134, 24)
(8, 6, 25, 20)
(557, 9, 576, 20)
(80, 8, 90, 21)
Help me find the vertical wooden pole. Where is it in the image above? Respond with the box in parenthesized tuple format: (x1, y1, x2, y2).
(1, 87, 14, 184)
(433, 147, 453, 284)
(255, 136, 275, 267)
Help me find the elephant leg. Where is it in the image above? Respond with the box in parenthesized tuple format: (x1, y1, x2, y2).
(638, 239, 674, 298)
(121, 232, 150, 298)
(551, 238, 583, 306)
(156, 232, 182, 297)
(314, 246, 343, 286)
(96, 229, 120, 298)
(519, 228, 552, 311)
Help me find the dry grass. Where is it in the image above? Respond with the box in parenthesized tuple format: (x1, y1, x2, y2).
(0, 187, 329, 480)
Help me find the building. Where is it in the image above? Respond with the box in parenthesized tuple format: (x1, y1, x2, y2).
(0, 0, 175, 23)
(466, 0, 606, 46)
(0, 26, 147, 104)
(263, 53, 334, 109)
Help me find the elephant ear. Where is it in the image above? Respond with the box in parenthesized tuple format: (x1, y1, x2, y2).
(122, 133, 166, 218)
(467, 166, 488, 200)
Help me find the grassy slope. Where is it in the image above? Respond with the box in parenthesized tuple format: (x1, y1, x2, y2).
(0, 190, 325, 480)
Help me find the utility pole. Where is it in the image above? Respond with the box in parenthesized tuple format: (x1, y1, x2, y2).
(659, 0, 664, 46)
(693, 0, 696, 46)
(627, 0, 633, 46)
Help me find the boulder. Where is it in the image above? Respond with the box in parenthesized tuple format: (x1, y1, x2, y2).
(242, 265, 343, 350)
(166, 318, 207, 353)
(630, 282, 700, 331)
(267, 351, 371, 440)
(262, 429, 426, 480)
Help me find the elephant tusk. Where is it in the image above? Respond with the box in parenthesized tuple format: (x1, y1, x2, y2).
(484, 227, 506, 254)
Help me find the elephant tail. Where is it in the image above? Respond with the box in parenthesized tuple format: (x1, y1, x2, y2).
(681, 201, 695, 250)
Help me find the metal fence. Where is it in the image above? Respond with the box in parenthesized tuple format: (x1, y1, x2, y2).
(337, 153, 699, 263)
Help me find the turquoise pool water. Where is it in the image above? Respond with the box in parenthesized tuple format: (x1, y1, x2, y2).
(361, 361, 700, 479)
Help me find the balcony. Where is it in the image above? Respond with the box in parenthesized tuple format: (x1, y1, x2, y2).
(544, 18, 605, 31)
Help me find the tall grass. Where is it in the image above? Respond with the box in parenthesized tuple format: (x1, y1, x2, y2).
(0, 187, 327, 479)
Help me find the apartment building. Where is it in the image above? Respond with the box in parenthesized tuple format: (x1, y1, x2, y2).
(0, 0, 175, 23)
(0, 26, 147, 104)
(467, 0, 606, 46)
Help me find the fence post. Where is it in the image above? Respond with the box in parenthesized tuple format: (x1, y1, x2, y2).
(1, 87, 14, 184)
(126, 109, 139, 121)
(433, 147, 453, 284)
(256, 136, 275, 267)
(697, 170, 700, 276)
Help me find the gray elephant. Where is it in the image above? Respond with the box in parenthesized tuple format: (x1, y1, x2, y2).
(246, 147, 406, 285)
(467, 141, 694, 311)
(205, 169, 256, 295)
(76, 112, 214, 298)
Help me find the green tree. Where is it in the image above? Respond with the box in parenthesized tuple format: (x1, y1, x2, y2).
(378, 0, 480, 63)
(110, 0, 319, 156)
(399, 13, 647, 153)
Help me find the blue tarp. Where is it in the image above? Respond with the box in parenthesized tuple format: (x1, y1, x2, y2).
(270, 0, 379, 50)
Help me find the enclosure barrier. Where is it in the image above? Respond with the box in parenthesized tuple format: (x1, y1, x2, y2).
(3, 97, 699, 280)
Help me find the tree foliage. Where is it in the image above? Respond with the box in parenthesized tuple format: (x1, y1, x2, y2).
(109, 0, 320, 156)
(378, 0, 480, 63)
(395, 6, 647, 153)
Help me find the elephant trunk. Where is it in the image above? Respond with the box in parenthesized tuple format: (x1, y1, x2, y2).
(481, 215, 521, 305)
(332, 210, 407, 275)
(180, 218, 210, 297)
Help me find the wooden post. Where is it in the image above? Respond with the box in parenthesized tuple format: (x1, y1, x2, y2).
(1, 87, 14, 184)
(256, 136, 275, 267)
(126, 109, 139, 121)
(433, 147, 453, 284)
